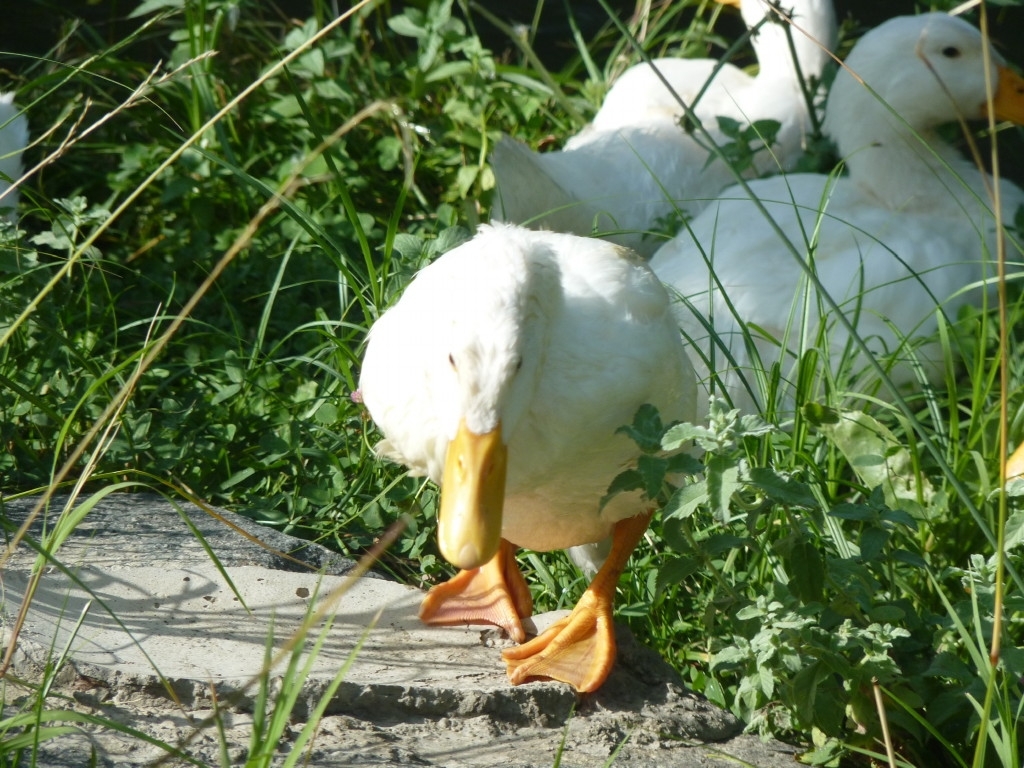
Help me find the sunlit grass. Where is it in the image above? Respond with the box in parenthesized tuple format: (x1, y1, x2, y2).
(2, 0, 1024, 765)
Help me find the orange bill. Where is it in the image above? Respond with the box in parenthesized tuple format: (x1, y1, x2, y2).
(991, 65, 1024, 125)
(438, 419, 507, 570)
(1007, 442, 1024, 481)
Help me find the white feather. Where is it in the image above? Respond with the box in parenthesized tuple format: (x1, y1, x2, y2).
(360, 224, 697, 550)
(650, 13, 1024, 417)
(0, 93, 28, 222)
(490, 0, 837, 256)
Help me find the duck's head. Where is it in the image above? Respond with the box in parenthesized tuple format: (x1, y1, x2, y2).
(435, 231, 550, 570)
(824, 13, 1024, 147)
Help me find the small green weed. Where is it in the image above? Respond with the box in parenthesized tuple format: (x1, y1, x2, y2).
(3, 0, 1024, 765)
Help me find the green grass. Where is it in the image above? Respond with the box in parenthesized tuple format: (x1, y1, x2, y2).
(3, 0, 1024, 764)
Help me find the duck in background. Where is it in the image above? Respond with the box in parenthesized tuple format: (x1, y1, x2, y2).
(359, 223, 696, 691)
(490, 0, 837, 256)
(650, 12, 1024, 419)
(0, 93, 28, 222)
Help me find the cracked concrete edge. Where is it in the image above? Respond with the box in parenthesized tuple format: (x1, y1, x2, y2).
(0, 492, 805, 767)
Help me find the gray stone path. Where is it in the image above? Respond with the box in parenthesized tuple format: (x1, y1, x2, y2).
(0, 493, 799, 766)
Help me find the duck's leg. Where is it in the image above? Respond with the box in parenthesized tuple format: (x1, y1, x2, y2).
(419, 539, 533, 643)
(502, 511, 651, 693)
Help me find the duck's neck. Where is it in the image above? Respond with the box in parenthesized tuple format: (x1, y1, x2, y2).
(748, 0, 834, 87)
(752, 36, 826, 91)
(826, 82, 996, 217)
(745, 7, 834, 166)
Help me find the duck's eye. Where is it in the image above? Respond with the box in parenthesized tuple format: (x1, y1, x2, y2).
(515, 357, 523, 373)
(448, 353, 457, 370)
(941, 46, 961, 59)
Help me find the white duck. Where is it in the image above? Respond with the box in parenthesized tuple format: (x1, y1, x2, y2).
(650, 12, 1024, 418)
(490, 0, 837, 256)
(359, 223, 696, 692)
(0, 93, 27, 222)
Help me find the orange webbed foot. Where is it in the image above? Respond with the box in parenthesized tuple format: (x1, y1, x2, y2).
(500, 512, 653, 693)
(502, 588, 615, 692)
(419, 539, 532, 642)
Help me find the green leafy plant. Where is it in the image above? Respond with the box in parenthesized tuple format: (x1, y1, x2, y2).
(3, 0, 1024, 765)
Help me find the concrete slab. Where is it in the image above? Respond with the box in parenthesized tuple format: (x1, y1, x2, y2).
(7, 564, 498, 685)
(0, 494, 800, 767)
(1, 492, 364, 575)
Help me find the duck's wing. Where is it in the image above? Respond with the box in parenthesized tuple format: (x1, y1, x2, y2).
(653, 173, 988, 410)
(491, 127, 735, 257)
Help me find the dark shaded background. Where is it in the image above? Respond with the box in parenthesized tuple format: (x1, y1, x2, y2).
(2, 1, 1023, 73)
(0, 1, 1021, 176)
